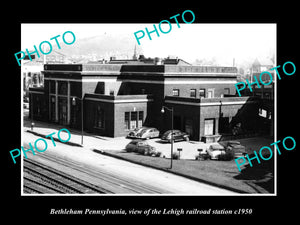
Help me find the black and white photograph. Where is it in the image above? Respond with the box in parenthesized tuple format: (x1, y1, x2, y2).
(21, 23, 276, 195)
(4, 4, 298, 221)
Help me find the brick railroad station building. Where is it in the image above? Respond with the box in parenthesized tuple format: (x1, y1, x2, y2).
(29, 60, 268, 142)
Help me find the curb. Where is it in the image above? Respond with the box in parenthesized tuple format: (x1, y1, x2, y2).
(93, 149, 250, 194)
(26, 129, 266, 194)
(26, 130, 83, 147)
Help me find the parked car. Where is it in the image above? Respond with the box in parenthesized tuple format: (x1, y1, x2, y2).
(225, 141, 246, 158)
(136, 127, 160, 139)
(207, 143, 226, 160)
(23, 102, 29, 109)
(126, 127, 148, 139)
(195, 149, 210, 160)
(125, 140, 159, 156)
(161, 130, 189, 143)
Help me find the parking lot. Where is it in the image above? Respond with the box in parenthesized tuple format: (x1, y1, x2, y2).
(24, 116, 275, 193)
(128, 138, 209, 160)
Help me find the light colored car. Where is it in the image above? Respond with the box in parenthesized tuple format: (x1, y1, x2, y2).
(126, 127, 148, 139)
(136, 127, 160, 139)
(207, 143, 226, 160)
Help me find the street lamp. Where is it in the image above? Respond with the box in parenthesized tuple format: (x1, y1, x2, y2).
(161, 106, 174, 169)
(72, 96, 84, 145)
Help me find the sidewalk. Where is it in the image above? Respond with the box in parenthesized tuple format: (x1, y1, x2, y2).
(24, 117, 130, 151)
(23, 111, 209, 160)
(23, 111, 273, 159)
(23, 112, 274, 193)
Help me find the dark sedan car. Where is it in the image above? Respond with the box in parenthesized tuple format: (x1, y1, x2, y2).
(125, 140, 160, 156)
(161, 130, 189, 143)
(225, 141, 247, 158)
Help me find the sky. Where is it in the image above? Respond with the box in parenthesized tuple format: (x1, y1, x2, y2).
(21, 23, 276, 66)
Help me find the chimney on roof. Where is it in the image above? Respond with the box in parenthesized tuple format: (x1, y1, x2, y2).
(133, 45, 137, 60)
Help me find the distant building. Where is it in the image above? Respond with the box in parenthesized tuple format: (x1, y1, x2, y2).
(22, 60, 44, 98)
(108, 55, 191, 66)
(44, 50, 67, 64)
(237, 57, 275, 137)
(22, 50, 70, 98)
(250, 58, 275, 84)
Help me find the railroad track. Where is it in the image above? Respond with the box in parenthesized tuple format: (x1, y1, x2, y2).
(23, 153, 167, 194)
(23, 158, 112, 194)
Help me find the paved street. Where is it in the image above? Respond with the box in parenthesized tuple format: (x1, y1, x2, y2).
(22, 131, 236, 195)
(23, 108, 273, 160)
(23, 109, 209, 159)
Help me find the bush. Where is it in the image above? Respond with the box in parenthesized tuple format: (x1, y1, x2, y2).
(195, 153, 210, 160)
(172, 152, 180, 160)
(155, 151, 162, 157)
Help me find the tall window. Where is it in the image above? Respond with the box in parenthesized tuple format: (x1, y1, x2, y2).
(124, 112, 130, 129)
(58, 81, 67, 95)
(95, 105, 105, 128)
(138, 111, 144, 127)
(130, 112, 137, 129)
(172, 89, 179, 96)
(190, 89, 196, 98)
(124, 111, 144, 130)
(50, 81, 56, 93)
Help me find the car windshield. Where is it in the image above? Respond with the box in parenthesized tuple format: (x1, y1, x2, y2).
(228, 141, 241, 145)
(140, 129, 148, 134)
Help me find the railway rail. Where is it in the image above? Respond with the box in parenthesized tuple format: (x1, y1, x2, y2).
(23, 152, 167, 194)
(23, 158, 111, 194)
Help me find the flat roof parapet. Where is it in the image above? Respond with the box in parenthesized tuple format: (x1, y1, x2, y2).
(44, 63, 238, 74)
(164, 65, 238, 74)
(44, 64, 82, 71)
(200, 96, 258, 103)
(82, 64, 122, 72)
(85, 93, 153, 100)
(165, 96, 259, 104)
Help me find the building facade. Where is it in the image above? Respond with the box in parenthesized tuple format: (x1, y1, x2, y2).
(29, 63, 263, 142)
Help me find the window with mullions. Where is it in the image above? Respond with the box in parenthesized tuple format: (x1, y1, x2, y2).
(130, 112, 137, 129)
(172, 89, 179, 96)
(190, 89, 196, 98)
(124, 111, 144, 130)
